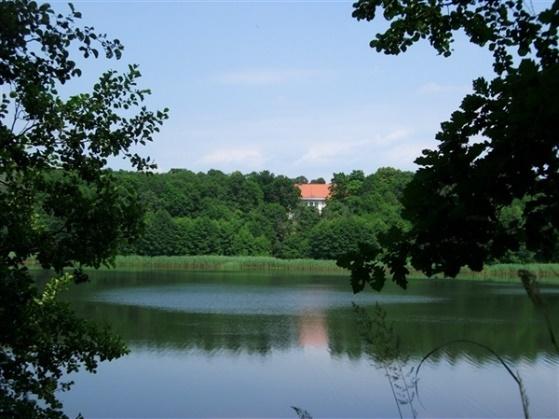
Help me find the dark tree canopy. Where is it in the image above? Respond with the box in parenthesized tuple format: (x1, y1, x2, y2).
(330, 170, 366, 200)
(339, 0, 558, 292)
(353, 0, 558, 74)
(310, 177, 326, 184)
(0, 1, 168, 417)
(248, 170, 301, 211)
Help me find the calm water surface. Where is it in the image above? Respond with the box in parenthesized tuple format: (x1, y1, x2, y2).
(48, 271, 558, 418)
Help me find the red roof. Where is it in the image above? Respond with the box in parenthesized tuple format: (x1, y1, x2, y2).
(296, 184, 331, 199)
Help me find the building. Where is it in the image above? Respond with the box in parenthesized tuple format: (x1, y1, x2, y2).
(295, 183, 331, 213)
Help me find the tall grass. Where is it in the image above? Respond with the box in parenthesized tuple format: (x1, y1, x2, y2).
(108, 256, 559, 283)
(26, 255, 559, 283)
(354, 303, 418, 418)
(107, 255, 345, 273)
(409, 263, 559, 284)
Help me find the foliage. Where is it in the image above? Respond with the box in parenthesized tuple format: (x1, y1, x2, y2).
(248, 170, 301, 210)
(310, 177, 326, 184)
(0, 1, 167, 416)
(115, 162, 553, 266)
(330, 170, 365, 200)
(114, 168, 413, 260)
(341, 0, 559, 291)
(0, 273, 128, 417)
(308, 217, 379, 260)
(135, 210, 181, 256)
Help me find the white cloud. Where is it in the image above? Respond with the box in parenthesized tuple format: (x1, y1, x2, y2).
(146, 105, 440, 179)
(417, 81, 469, 95)
(215, 68, 322, 86)
(295, 129, 412, 165)
(383, 128, 412, 142)
(381, 142, 432, 168)
(200, 147, 264, 168)
(295, 140, 366, 165)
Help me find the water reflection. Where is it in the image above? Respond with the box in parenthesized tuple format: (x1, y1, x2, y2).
(90, 283, 441, 315)
(50, 270, 559, 417)
(72, 288, 558, 361)
(298, 313, 328, 349)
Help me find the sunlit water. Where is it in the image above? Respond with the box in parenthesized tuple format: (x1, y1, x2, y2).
(41, 270, 558, 418)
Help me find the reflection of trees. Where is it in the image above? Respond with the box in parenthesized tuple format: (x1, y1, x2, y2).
(71, 285, 559, 362)
(326, 293, 559, 362)
(59, 269, 559, 360)
(75, 302, 297, 355)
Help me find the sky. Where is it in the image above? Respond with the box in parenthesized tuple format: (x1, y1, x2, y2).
(48, 0, 528, 179)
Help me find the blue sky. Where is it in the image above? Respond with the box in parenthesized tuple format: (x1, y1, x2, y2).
(53, 0, 520, 179)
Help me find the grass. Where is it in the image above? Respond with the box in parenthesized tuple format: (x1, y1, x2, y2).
(105, 255, 344, 273)
(27, 255, 559, 284)
(408, 263, 559, 284)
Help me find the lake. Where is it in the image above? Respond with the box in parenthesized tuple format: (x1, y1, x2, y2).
(50, 270, 558, 418)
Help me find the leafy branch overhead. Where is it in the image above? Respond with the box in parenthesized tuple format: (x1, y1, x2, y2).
(353, 0, 558, 73)
(340, 0, 559, 291)
(1, 1, 168, 417)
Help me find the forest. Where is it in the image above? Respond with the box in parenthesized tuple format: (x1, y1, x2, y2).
(113, 168, 555, 263)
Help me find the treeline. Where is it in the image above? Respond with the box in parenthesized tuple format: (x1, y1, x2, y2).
(113, 168, 557, 262)
(113, 168, 413, 259)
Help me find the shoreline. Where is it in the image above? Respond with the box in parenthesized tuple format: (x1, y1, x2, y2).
(29, 255, 559, 285)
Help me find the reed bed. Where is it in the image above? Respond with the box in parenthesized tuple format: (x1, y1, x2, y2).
(408, 263, 559, 284)
(108, 255, 345, 273)
(109, 256, 559, 283)
(27, 255, 559, 283)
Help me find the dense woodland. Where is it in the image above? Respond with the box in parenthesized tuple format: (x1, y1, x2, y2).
(112, 168, 410, 259)
(113, 168, 555, 262)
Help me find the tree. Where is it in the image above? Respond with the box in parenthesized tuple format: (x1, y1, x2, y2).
(0, 1, 168, 417)
(330, 170, 365, 200)
(294, 175, 309, 184)
(310, 218, 379, 260)
(227, 171, 263, 210)
(250, 171, 301, 210)
(310, 177, 326, 184)
(136, 210, 180, 256)
(340, 0, 558, 292)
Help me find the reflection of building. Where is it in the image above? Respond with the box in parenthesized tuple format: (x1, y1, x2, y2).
(296, 184, 331, 213)
(298, 314, 328, 349)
